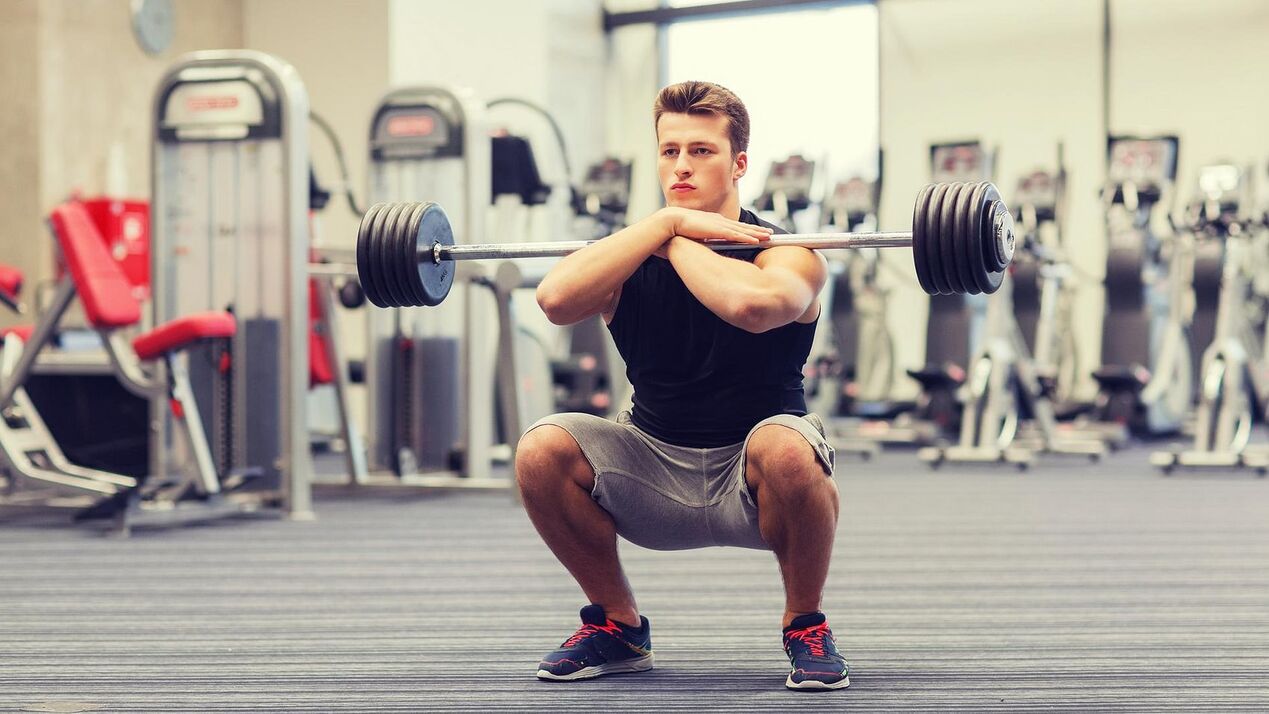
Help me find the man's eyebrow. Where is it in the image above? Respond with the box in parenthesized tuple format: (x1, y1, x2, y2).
(659, 140, 718, 147)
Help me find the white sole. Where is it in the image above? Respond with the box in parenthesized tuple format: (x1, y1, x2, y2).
(537, 653, 655, 681)
(786, 673, 850, 690)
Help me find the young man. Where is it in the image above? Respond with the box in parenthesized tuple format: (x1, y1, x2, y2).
(516, 81, 847, 691)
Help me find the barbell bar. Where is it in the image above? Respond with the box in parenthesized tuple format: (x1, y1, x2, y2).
(355, 181, 1016, 309)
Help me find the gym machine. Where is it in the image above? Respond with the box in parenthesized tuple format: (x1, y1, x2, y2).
(0, 206, 249, 531)
(1152, 164, 1269, 474)
(809, 173, 890, 458)
(842, 142, 995, 448)
(150, 50, 315, 518)
(1091, 136, 1195, 438)
(555, 157, 637, 416)
(755, 154, 817, 233)
(346, 86, 499, 486)
(315, 87, 566, 488)
(919, 151, 1105, 469)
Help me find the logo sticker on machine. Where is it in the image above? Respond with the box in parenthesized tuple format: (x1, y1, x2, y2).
(387, 114, 436, 138)
(163, 80, 265, 139)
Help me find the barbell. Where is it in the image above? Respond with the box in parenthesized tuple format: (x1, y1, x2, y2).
(354, 181, 1015, 309)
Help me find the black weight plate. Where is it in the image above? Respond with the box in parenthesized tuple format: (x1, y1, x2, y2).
(911, 184, 938, 295)
(375, 203, 412, 308)
(980, 183, 1008, 270)
(979, 183, 1007, 293)
(391, 202, 425, 307)
(938, 183, 967, 294)
(363, 203, 396, 308)
(947, 182, 972, 295)
(356, 203, 385, 307)
(398, 202, 428, 306)
(924, 183, 954, 295)
(389, 202, 421, 307)
(959, 182, 989, 295)
(414, 202, 456, 307)
(405, 202, 432, 306)
(367, 202, 401, 307)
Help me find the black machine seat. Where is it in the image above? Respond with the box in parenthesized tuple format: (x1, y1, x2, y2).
(1091, 364, 1150, 392)
(906, 362, 966, 391)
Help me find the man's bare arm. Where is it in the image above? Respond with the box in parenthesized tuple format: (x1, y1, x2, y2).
(536, 209, 771, 325)
(665, 239, 827, 333)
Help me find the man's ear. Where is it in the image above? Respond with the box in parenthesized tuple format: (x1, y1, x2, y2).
(733, 151, 748, 181)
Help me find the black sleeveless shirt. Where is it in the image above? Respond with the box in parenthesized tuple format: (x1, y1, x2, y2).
(607, 209, 818, 447)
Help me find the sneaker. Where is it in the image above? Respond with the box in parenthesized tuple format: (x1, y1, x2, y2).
(536, 604, 654, 681)
(782, 612, 850, 690)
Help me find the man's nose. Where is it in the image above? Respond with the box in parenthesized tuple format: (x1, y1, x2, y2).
(674, 155, 692, 176)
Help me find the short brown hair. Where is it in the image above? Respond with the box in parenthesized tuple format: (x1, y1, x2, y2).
(653, 81, 750, 156)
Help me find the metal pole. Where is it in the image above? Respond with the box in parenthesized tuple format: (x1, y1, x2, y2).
(427, 232, 915, 263)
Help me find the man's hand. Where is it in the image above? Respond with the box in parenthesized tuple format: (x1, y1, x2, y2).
(658, 207, 773, 245)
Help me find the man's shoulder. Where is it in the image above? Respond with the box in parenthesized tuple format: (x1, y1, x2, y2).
(740, 208, 789, 235)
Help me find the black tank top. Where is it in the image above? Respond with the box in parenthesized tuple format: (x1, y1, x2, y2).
(607, 209, 818, 447)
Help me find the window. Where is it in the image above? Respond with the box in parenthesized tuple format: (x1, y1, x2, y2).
(663, 3, 880, 206)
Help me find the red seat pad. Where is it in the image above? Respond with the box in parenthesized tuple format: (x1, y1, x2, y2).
(0, 324, 35, 342)
(49, 203, 141, 328)
(0, 264, 23, 300)
(132, 311, 236, 361)
(308, 279, 334, 387)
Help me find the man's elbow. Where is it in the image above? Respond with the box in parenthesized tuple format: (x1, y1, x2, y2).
(536, 285, 573, 325)
(730, 295, 798, 334)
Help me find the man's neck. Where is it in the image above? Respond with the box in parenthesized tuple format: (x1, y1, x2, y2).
(718, 193, 742, 221)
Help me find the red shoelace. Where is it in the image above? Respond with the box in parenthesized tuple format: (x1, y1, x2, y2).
(562, 620, 624, 648)
(787, 623, 832, 657)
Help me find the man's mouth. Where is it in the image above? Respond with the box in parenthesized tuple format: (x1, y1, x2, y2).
(671, 183, 695, 192)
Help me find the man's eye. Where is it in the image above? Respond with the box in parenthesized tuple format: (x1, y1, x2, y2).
(694, 147, 711, 155)
(663, 149, 678, 157)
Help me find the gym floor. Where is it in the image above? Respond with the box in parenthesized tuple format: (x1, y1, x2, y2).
(3, 447, 1268, 712)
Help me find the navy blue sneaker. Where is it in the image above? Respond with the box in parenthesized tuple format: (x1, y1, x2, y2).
(783, 612, 850, 690)
(536, 605, 654, 681)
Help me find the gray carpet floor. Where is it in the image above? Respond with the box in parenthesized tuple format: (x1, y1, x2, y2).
(2, 446, 1268, 712)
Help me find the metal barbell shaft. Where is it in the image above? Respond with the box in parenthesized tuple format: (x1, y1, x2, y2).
(424, 232, 916, 263)
(355, 181, 1016, 308)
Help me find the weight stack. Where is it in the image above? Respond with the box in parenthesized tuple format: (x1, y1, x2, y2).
(392, 336, 462, 473)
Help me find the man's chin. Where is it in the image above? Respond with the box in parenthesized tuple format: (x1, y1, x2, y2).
(666, 194, 711, 211)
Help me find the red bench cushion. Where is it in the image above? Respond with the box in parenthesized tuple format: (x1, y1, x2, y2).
(132, 311, 236, 361)
(308, 279, 334, 386)
(49, 202, 141, 329)
(1, 324, 34, 342)
(0, 264, 23, 300)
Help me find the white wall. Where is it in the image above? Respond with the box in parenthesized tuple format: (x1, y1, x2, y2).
(389, 0, 608, 220)
(0, 0, 244, 329)
(388, 0, 608, 355)
(244, 0, 391, 252)
(878, 0, 1269, 399)
(879, 0, 1105, 398)
(1111, 0, 1269, 197)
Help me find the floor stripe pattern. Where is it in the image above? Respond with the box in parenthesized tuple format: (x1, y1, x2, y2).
(2, 447, 1267, 711)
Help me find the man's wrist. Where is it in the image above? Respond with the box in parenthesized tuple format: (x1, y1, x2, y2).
(654, 206, 680, 238)
(665, 235, 693, 258)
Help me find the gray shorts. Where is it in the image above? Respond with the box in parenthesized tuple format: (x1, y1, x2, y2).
(524, 410, 835, 551)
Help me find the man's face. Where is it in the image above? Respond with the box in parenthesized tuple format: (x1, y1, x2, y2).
(656, 111, 747, 213)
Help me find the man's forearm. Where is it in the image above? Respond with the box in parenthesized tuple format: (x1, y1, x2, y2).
(665, 236, 781, 331)
(536, 212, 671, 323)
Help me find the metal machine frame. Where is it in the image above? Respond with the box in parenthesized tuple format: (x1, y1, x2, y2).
(150, 51, 313, 518)
(1153, 165, 1269, 474)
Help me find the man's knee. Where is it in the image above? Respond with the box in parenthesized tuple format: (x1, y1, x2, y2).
(746, 424, 831, 496)
(515, 425, 595, 494)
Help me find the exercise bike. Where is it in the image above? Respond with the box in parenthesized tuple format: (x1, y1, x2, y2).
(1152, 164, 1269, 474)
(1090, 136, 1195, 439)
(920, 161, 1105, 469)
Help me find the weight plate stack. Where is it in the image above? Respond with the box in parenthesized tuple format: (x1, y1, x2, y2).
(354, 201, 457, 308)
